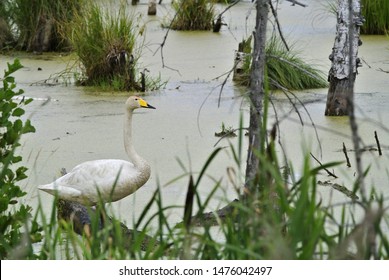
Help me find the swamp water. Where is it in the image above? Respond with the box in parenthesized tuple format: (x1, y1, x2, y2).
(1, 1, 389, 248)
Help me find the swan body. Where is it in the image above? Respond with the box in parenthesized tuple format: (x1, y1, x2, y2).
(38, 96, 155, 206)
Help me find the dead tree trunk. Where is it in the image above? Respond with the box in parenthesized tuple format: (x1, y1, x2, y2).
(148, 0, 157, 15)
(244, 0, 269, 195)
(325, 0, 363, 116)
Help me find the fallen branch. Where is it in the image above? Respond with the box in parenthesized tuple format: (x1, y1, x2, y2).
(377, 68, 389, 74)
(318, 180, 359, 200)
(310, 153, 338, 178)
(56, 169, 158, 251)
(213, 0, 240, 32)
(343, 142, 352, 167)
(176, 199, 240, 227)
(285, 0, 307, 7)
(374, 131, 382, 156)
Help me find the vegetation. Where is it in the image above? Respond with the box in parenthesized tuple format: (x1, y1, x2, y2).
(17, 109, 389, 260)
(1, 1, 388, 261)
(324, 0, 389, 35)
(0, 63, 388, 260)
(0, 60, 41, 259)
(361, 0, 389, 35)
(0, 0, 81, 52)
(0, 1, 14, 50)
(170, 0, 216, 30)
(66, 2, 156, 91)
(234, 35, 328, 90)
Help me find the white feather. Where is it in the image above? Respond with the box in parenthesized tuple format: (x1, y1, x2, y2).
(38, 96, 155, 206)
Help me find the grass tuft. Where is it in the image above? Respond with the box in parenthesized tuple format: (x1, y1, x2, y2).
(169, 0, 216, 31)
(234, 35, 328, 90)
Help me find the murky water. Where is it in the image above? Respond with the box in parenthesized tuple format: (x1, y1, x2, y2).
(1, 1, 389, 231)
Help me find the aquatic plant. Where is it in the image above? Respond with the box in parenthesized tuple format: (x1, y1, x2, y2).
(25, 106, 389, 260)
(324, 0, 388, 35)
(4, 0, 81, 51)
(0, 60, 41, 259)
(265, 36, 328, 90)
(66, 2, 147, 91)
(65, 1, 165, 91)
(26, 126, 389, 259)
(234, 36, 328, 90)
(361, 0, 389, 34)
(169, 0, 216, 31)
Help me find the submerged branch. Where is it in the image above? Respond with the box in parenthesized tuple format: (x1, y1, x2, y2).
(56, 169, 157, 251)
(285, 0, 307, 7)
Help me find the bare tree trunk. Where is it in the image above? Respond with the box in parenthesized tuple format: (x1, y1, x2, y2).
(243, 0, 269, 195)
(325, 0, 363, 116)
(148, 0, 157, 16)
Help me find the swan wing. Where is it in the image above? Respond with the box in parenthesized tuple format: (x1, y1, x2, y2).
(39, 159, 145, 205)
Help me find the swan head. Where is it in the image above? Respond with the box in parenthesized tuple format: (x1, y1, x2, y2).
(126, 96, 156, 111)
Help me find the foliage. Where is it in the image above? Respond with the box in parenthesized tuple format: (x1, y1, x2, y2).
(0, 59, 41, 259)
(360, 0, 389, 35)
(0, 1, 14, 50)
(66, 1, 155, 91)
(324, 0, 388, 35)
(235, 35, 328, 90)
(3, 0, 82, 51)
(170, 0, 216, 31)
(26, 109, 389, 259)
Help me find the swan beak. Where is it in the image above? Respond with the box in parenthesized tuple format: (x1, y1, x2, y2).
(139, 99, 156, 109)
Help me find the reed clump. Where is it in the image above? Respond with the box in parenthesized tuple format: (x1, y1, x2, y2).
(0, 0, 81, 52)
(361, 0, 389, 34)
(234, 36, 328, 90)
(66, 2, 146, 91)
(170, 0, 216, 31)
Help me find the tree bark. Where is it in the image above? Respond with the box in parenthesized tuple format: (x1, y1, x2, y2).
(148, 0, 157, 16)
(325, 0, 363, 116)
(244, 0, 269, 195)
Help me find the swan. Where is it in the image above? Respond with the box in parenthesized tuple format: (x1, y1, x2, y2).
(38, 96, 156, 206)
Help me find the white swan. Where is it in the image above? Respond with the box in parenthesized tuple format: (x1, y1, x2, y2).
(38, 96, 155, 206)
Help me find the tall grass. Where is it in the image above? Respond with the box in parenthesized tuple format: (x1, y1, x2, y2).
(5, 0, 81, 51)
(324, 0, 389, 35)
(235, 36, 328, 90)
(170, 0, 216, 31)
(361, 0, 389, 35)
(266, 37, 328, 90)
(20, 112, 389, 259)
(67, 2, 142, 90)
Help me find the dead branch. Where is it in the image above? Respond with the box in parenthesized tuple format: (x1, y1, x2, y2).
(377, 68, 389, 74)
(374, 131, 382, 156)
(153, 8, 181, 75)
(310, 152, 338, 178)
(56, 169, 158, 251)
(343, 142, 352, 167)
(269, 1, 290, 51)
(318, 180, 358, 200)
(285, 0, 307, 7)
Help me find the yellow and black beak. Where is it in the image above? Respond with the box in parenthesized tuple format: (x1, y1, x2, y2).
(139, 98, 156, 109)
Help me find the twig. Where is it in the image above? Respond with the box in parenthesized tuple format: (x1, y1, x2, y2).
(269, 1, 290, 51)
(343, 142, 351, 167)
(272, 79, 323, 158)
(374, 131, 382, 156)
(310, 152, 338, 178)
(153, 8, 181, 75)
(218, 0, 240, 17)
(285, 0, 307, 7)
(377, 68, 389, 74)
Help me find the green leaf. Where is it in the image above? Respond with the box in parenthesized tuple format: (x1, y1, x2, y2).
(4, 59, 23, 77)
(12, 108, 25, 117)
(22, 119, 36, 134)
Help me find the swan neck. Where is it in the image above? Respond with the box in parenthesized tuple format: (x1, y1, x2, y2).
(124, 109, 143, 167)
